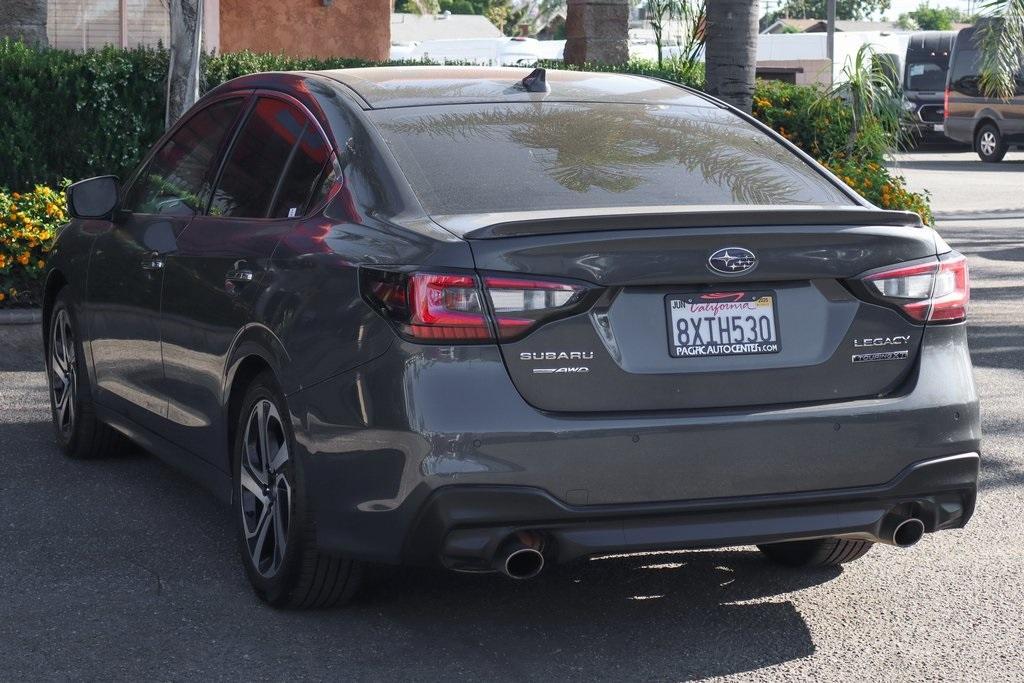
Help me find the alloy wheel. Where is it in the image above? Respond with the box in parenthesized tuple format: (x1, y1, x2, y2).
(979, 131, 997, 156)
(50, 309, 77, 437)
(239, 399, 292, 578)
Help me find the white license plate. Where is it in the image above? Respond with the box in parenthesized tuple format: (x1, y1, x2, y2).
(666, 291, 781, 358)
(933, 124, 944, 131)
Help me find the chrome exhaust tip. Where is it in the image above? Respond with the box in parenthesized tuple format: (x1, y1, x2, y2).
(891, 518, 926, 548)
(493, 533, 545, 580)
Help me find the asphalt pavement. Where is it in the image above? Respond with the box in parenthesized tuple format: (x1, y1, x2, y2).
(1, 150, 1022, 681)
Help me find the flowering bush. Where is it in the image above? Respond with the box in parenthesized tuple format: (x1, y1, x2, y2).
(753, 80, 932, 225)
(0, 184, 66, 307)
(824, 156, 933, 224)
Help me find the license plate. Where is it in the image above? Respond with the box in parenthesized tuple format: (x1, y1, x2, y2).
(933, 124, 944, 131)
(666, 291, 781, 358)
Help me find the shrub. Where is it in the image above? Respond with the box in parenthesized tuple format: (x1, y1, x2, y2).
(0, 44, 933, 308)
(0, 184, 66, 306)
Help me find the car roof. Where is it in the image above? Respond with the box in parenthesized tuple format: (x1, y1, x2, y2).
(311, 66, 717, 110)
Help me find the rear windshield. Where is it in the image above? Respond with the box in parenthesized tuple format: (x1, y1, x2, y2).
(370, 102, 853, 215)
(906, 57, 949, 91)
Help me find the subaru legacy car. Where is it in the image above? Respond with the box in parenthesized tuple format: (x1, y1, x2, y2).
(46, 67, 979, 608)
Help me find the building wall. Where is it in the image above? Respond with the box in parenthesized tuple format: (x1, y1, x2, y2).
(219, 0, 390, 60)
(3, 0, 48, 46)
(757, 59, 833, 87)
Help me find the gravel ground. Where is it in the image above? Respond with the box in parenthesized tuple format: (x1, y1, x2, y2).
(0, 208, 1021, 679)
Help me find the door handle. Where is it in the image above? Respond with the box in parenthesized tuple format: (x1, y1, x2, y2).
(140, 253, 164, 271)
(225, 269, 254, 283)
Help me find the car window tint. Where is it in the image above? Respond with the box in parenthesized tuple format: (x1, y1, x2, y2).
(949, 47, 981, 96)
(371, 102, 853, 215)
(210, 98, 326, 218)
(270, 127, 331, 218)
(125, 98, 243, 216)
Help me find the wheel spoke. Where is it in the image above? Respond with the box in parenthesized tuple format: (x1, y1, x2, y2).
(256, 401, 270, 471)
(239, 462, 267, 500)
(248, 506, 272, 567)
(269, 442, 288, 472)
(272, 504, 287, 568)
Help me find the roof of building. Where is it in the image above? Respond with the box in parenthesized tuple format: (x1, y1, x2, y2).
(762, 18, 905, 34)
(314, 66, 713, 109)
(390, 12, 503, 44)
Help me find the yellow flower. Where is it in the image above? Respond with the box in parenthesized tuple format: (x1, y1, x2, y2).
(11, 193, 19, 200)
(37, 260, 45, 269)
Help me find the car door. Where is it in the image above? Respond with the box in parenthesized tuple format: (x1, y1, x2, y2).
(159, 94, 333, 465)
(87, 96, 246, 431)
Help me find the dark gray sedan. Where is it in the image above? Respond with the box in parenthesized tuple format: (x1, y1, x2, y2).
(45, 67, 979, 608)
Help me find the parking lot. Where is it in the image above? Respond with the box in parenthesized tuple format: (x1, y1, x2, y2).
(1, 151, 1022, 680)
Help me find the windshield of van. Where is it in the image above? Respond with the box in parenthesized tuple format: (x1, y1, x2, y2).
(905, 47, 951, 91)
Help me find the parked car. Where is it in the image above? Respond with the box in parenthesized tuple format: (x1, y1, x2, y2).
(46, 67, 980, 608)
(945, 24, 1024, 161)
(901, 31, 957, 142)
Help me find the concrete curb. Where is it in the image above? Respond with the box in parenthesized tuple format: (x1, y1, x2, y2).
(0, 308, 42, 325)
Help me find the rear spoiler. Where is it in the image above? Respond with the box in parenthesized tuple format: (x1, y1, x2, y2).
(432, 206, 925, 240)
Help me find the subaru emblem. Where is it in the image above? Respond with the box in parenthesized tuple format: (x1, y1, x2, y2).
(708, 247, 757, 276)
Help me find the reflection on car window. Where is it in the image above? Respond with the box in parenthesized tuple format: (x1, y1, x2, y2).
(125, 98, 243, 216)
(210, 98, 330, 219)
(371, 102, 853, 215)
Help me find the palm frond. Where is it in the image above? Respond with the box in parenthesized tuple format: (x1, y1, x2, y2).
(978, 0, 1024, 99)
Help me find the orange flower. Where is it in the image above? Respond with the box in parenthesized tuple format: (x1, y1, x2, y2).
(18, 253, 30, 266)
(37, 259, 45, 269)
(0, 292, 6, 302)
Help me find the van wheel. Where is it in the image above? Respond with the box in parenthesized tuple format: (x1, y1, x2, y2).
(757, 538, 873, 567)
(975, 123, 1007, 162)
(233, 372, 362, 608)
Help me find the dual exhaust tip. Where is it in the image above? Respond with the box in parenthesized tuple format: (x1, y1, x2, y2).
(487, 515, 926, 579)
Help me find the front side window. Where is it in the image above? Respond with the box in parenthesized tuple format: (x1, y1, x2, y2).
(209, 98, 331, 219)
(125, 98, 243, 215)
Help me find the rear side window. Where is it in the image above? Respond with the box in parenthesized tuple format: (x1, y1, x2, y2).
(371, 102, 853, 215)
(125, 98, 243, 215)
(949, 47, 981, 96)
(210, 97, 331, 218)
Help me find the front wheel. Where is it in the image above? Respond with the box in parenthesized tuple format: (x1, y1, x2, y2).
(233, 372, 361, 608)
(975, 123, 1007, 162)
(757, 538, 873, 567)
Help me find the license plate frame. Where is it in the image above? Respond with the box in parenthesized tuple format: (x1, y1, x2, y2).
(665, 290, 782, 358)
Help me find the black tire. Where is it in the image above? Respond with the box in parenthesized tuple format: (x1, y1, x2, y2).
(757, 538, 873, 568)
(975, 122, 1007, 163)
(46, 289, 128, 459)
(233, 371, 361, 608)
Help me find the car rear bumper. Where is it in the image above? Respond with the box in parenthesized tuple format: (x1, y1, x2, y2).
(411, 452, 978, 569)
(289, 324, 980, 565)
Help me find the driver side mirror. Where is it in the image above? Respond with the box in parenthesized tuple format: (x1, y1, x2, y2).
(67, 175, 120, 219)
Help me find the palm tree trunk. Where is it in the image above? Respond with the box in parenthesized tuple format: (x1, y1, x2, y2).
(167, 0, 204, 128)
(704, 0, 759, 112)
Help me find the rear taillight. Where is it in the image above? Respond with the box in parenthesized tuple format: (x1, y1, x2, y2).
(361, 268, 594, 343)
(861, 253, 969, 323)
(364, 270, 598, 344)
(483, 276, 589, 341)
(943, 88, 950, 120)
(361, 270, 491, 341)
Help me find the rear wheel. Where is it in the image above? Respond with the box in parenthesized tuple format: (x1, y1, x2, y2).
(233, 372, 361, 608)
(757, 538, 873, 567)
(47, 290, 127, 459)
(975, 122, 1007, 162)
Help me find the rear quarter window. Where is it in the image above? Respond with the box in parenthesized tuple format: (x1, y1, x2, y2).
(370, 102, 853, 215)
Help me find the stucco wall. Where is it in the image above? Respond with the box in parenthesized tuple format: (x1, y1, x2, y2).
(219, 0, 390, 60)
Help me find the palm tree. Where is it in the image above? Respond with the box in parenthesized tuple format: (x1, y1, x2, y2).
(704, 0, 759, 112)
(978, 1, 1024, 98)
